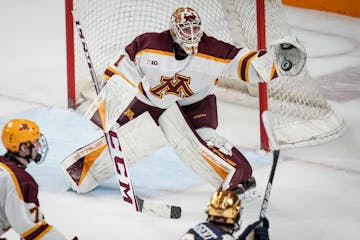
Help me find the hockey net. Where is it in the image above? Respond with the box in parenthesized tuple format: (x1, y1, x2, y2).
(65, 0, 345, 149)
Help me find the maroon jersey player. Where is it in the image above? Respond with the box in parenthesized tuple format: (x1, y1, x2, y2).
(0, 119, 77, 240)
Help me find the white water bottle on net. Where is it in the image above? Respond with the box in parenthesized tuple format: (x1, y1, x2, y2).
(65, 0, 345, 150)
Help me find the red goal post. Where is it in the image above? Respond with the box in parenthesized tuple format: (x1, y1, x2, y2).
(65, 0, 345, 150)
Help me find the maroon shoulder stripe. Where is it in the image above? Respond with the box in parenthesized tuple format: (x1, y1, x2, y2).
(240, 51, 257, 82)
(198, 33, 240, 60)
(0, 157, 39, 206)
(104, 67, 116, 79)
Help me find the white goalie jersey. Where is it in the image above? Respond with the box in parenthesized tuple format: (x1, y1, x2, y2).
(103, 30, 278, 109)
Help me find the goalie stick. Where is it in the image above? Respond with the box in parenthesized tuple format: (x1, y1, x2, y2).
(72, 11, 181, 219)
(259, 110, 280, 219)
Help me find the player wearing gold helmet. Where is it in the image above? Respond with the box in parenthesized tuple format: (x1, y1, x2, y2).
(0, 119, 77, 240)
(180, 190, 269, 240)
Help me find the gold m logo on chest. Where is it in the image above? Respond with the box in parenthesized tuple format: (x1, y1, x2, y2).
(150, 73, 194, 98)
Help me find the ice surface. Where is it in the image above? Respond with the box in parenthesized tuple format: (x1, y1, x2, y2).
(0, 1, 359, 239)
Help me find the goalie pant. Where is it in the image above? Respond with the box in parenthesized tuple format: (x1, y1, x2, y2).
(116, 94, 253, 191)
(0, 156, 72, 240)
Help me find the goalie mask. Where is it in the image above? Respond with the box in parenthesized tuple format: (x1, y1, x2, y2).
(2, 119, 48, 164)
(207, 190, 243, 232)
(170, 7, 203, 55)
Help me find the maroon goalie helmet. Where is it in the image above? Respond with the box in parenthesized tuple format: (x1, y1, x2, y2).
(170, 7, 203, 55)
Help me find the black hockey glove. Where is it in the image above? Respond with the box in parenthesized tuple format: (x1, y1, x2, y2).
(254, 217, 269, 240)
(238, 217, 269, 240)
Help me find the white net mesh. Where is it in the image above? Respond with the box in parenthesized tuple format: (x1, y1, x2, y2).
(69, 0, 345, 148)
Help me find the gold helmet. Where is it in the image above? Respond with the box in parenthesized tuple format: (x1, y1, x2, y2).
(2, 119, 41, 152)
(207, 190, 242, 225)
(2, 119, 48, 164)
(170, 7, 203, 55)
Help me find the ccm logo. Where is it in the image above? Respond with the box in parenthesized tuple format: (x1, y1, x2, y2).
(108, 130, 136, 208)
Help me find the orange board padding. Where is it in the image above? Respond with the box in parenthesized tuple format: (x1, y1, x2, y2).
(283, 0, 360, 18)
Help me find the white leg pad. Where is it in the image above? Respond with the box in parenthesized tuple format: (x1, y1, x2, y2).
(158, 104, 234, 188)
(84, 77, 136, 132)
(60, 137, 115, 193)
(116, 111, 169, 165)
(61, 111, 168, 193)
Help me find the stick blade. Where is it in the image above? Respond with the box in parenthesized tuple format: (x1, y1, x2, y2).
(137, 196, 182, 219)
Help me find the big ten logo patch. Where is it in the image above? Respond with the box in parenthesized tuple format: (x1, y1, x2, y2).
(147, 59, 158, 65)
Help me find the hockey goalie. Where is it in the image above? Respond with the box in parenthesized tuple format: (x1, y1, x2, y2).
(61, 7, 306, 200)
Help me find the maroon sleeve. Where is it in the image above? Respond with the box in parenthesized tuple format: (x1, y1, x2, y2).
(198, 33, 241, 60)
(125, 30, 174, 61)
(124, 37, 139, 61)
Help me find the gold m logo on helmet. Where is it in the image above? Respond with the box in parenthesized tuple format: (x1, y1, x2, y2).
(184, 14, 196, 22)
(150, 73, 194, 99)
(19, 123, 30, 131)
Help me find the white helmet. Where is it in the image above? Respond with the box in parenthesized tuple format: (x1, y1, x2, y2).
(170, 7, 203, 55)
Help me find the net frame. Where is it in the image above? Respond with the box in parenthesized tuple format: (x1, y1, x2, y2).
(65, 0, 345, 149)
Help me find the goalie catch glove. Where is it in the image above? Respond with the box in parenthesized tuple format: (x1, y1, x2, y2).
(196, 127, 233, 156)
(271, 35, 307, 76)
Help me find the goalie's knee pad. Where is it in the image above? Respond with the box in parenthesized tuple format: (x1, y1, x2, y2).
(159, 104, 225, 187)
(115, 111, 168, 164)
(159, 104, 253, 189)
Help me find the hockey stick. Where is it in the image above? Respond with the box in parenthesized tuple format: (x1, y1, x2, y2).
(259, 149, 279, 218)
(259, 110, 280, 219)
(72, 12, 181, 219)
(236, 111, 279, 240)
